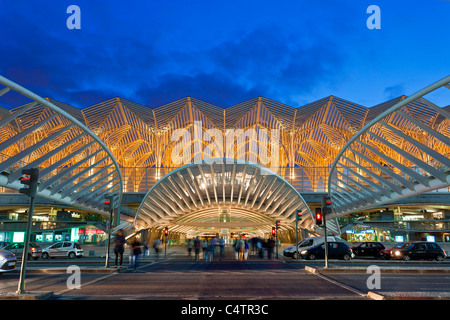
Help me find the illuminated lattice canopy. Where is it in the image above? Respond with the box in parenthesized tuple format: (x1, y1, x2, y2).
(328, 75, 450, 218)
(0, 75, 122, 215)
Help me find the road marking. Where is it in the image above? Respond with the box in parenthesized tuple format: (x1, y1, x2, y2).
(56, 273, 117, 295)
(308, 272, 368, 298)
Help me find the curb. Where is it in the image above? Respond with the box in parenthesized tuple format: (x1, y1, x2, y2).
(8, 266, 130, 274)
(0, 291, 54, 300)
(303, 266, 450, 274)
(367, 291, 385, 300)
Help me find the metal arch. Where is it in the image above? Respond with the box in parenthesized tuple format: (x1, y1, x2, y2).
(328, 75, 450, 218)
(0, 75, 123, 216)
(134, 158, 316, 234)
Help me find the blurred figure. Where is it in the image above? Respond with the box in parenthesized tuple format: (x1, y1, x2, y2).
(219, 238, 225, 260)
(194, 237, 201, 262)
(114, 229, 126, 268)
(153, 239, 162, 260)
(142, 242, 149, 258)
(237, 237, 245, 261)
(267, 237, 275, 259)
(257, 238, 264, 258)
(187, 239, 194, 258)
(131, 238, 142, 270)
(202, 238, 208, 261)
(244, 240, 249, 260)
(210, 236, 218, 260)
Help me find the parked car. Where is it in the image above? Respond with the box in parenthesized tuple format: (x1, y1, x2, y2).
(41, 241, 83, 259)
(283, 236, 352, 259)
(351, 242, 386, 258)
(3, 242, 42, 260)
(379, 243, 411, 260)
(299, 242, 353, 260)
(0, 241, 10, 249)
(392, 242, 447, 261)
(0, 249, 17, 275)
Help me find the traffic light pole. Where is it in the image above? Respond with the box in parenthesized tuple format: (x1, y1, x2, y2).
(295, 210, 302, 262)
(105, 208, 113, 268)
(275, 229, 278, 259)
(321, 196, 329, 269)
(17, 194, 36, 294)
(164, 235, 167, 259)
(323, 214, 329, 269)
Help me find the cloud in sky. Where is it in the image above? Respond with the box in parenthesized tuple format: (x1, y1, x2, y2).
(0, 0, 449, 109)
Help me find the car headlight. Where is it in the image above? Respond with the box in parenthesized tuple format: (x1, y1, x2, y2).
(300, 250, 308, 255)
(0, 255, 5, 261)
(394, 251, 401, 256)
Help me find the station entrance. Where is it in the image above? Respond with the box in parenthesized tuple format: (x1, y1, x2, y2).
(132, 159, 317, 259)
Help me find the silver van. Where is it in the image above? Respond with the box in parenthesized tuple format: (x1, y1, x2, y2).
(42, 241, 83, 259)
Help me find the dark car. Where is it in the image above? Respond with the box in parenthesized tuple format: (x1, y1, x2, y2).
(379, 242, 411, 260)
(392, 242, 447, 261)
(351, 242, 385, 258)
(299, 242, 353, 260)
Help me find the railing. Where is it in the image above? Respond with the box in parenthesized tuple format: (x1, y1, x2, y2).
(1, 165, 449, 194)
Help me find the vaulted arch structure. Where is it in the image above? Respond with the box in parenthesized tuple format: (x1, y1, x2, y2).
(0, 75, 122, 215)
(134, 159, 318, 236)
(328, 75, 450, 218)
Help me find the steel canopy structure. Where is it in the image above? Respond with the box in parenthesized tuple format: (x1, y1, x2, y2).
(0, 75, 123, 216)
(134, 159, 316, 236)
(328, 75, 450, 218)
(0, 73, 449, 238)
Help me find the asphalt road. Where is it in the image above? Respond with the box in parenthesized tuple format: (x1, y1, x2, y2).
(1, 246, 449, 302)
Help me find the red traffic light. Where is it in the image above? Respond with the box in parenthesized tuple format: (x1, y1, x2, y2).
(271, 227, 276, 235)
(315, 207, 324, 226)
(164, 227, 169, 236)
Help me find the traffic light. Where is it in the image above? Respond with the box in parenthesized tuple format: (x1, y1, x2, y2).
(104, 195, 113, 212)
(295, 209, 302, 223)
(315, 207, 324, 226)
(164, 227, 169, 237)
(322, 196, 332, 215)
(19, 168, 39, 198)
(271, 227, 276, 236)
(276, 220, 281, 229)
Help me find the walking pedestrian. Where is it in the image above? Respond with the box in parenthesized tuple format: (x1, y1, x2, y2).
(211, 236, 218, 260)
(202, 238, 208, 261)
(194, 236, 201, 262)
(257, 238, 263, 258)
(267, 237, 275, 260)
(219, 238, 225, 260)
(114, 229, 126, 268)
(244, 240, 249, 260)
(187, 239, 194, 258)
(153, 239, 161, 260)
(131, 238, 142, 270)
(237, 237, 245, 261)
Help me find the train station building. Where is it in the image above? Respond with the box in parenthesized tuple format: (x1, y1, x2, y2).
(0, 76, 449, 247)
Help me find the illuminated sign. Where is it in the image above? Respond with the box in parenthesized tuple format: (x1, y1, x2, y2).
(13, 232, 25, 243)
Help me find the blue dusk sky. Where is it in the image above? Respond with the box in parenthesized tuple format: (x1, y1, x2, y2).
(0, 0, 449, 109)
